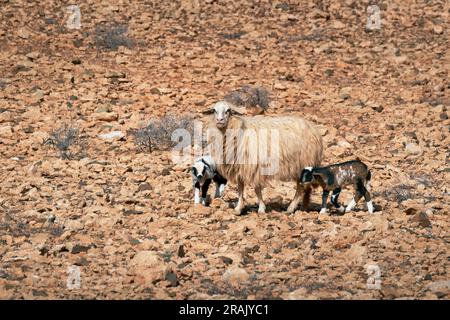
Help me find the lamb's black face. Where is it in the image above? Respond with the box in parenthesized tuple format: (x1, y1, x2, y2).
(300, 167, 314, 183)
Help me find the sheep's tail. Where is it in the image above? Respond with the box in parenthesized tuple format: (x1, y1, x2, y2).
(365, 170, 372, 192)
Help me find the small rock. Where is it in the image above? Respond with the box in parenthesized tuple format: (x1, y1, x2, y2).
(410, 212, 432, 228)
(165, 272, 178, 287)
(433, 25, 443, 34)
(130, 251, 166, 284)
(161, 168, 170, 176)
(71, 244, 90, 254)
(177, 245, 186, 258)
(0, 125, 13, 138)
(339, 87, 352, 100)
(405, 142, 421, 155)
(123, 209, 144, 215)
(98, 131, 124, 140)
(222, 266, 250, 287)
(404, 207, 417, 215)
(138, 183, 152, 192)
(92, 112, 119, 122)
(274, 82, 287, 91)
(95, 105, 112, 113)
(219, 256, 233, 265)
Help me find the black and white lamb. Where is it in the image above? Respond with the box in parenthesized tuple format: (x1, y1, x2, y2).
(299, 159, 374, 214)
(191, 155, 227, 206)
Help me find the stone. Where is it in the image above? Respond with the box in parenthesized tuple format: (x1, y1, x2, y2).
(98, 131, 124, 140)
(138, 183, 152, 192)
(405, 143, 422, 155)
(92, 112, 119, 122)
(130, 251, 166, 284)
(0, 125, 13, 138)
(222, 266, 250, 287)
(410, 212, 432, 228)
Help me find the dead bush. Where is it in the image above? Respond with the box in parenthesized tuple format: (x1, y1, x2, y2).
(224, 85, 270, 110)
(128, 115, 194, 153)
(94, 23, 134, 51)
(44, 124, 87, 159)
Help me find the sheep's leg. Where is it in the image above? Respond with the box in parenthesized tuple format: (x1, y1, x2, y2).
(255, 186, 266, 214)
(234, 179, 245, 215)
(302, 184, 312, 210)
(214, 181, 221, 198)
(287, 181, 303, 214)
(319, 190, 330, 215)
(201, 179, 211, 206)
(331, 187, 344, 213)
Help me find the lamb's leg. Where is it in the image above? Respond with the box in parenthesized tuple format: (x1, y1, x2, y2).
(234, 179, 245, 215)
(201, 179, 211, 206)
(331, 187, 344, 213)
(346, 179, 364, 213)
(255, 185, 266, 214)
(287, 181, 303, 214)
(362, 183, 374, 214)
(319, 190, 330, 215)
(194, 182, 201, 205)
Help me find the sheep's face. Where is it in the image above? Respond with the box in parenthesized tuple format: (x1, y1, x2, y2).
(212, 101, 232, 129)
(300, 167, 315, 184)
(192, 160, 209, 185)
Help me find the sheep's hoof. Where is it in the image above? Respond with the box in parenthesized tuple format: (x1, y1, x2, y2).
(319, 208, 328, 215)
(234, 207, 243, 216)
(258, 207, 266, 214)
(286, 205, 297, 214)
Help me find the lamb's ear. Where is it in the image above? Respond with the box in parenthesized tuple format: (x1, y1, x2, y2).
(202, 108, 215, 115)
(313, 172, 333, 185)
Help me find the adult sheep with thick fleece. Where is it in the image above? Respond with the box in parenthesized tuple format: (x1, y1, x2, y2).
(203, 101, 323, 215)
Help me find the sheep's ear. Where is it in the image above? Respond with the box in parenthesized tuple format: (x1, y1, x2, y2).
(230, 107, 245, 116)
(202, 108, 215, 115)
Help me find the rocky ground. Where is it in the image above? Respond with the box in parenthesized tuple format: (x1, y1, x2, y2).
(0, 0, 449, 299)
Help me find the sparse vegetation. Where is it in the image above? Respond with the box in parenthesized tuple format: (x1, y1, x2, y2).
(128, 115, 194, 153)
(94, 23, 134, 51)
(224, 85, 270, 110)
(44, 124, 86, 159)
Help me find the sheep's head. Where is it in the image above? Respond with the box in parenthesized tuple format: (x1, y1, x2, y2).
(203, 101, 243, 129)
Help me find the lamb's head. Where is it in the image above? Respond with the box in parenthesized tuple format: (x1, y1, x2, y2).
(299, 167, 315, 184)
(191, 158, 211, 185)
(203, 101, 243, 129)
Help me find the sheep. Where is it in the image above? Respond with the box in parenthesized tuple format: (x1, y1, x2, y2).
(191, 155, 227, 206)
(299, 159, 374, 214)
(203, 101, 323, 215)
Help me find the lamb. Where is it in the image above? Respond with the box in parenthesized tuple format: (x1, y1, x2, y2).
(203, 101, 323, 215)
(191, 155, 227, 206)
(299, 159, 374, 214)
